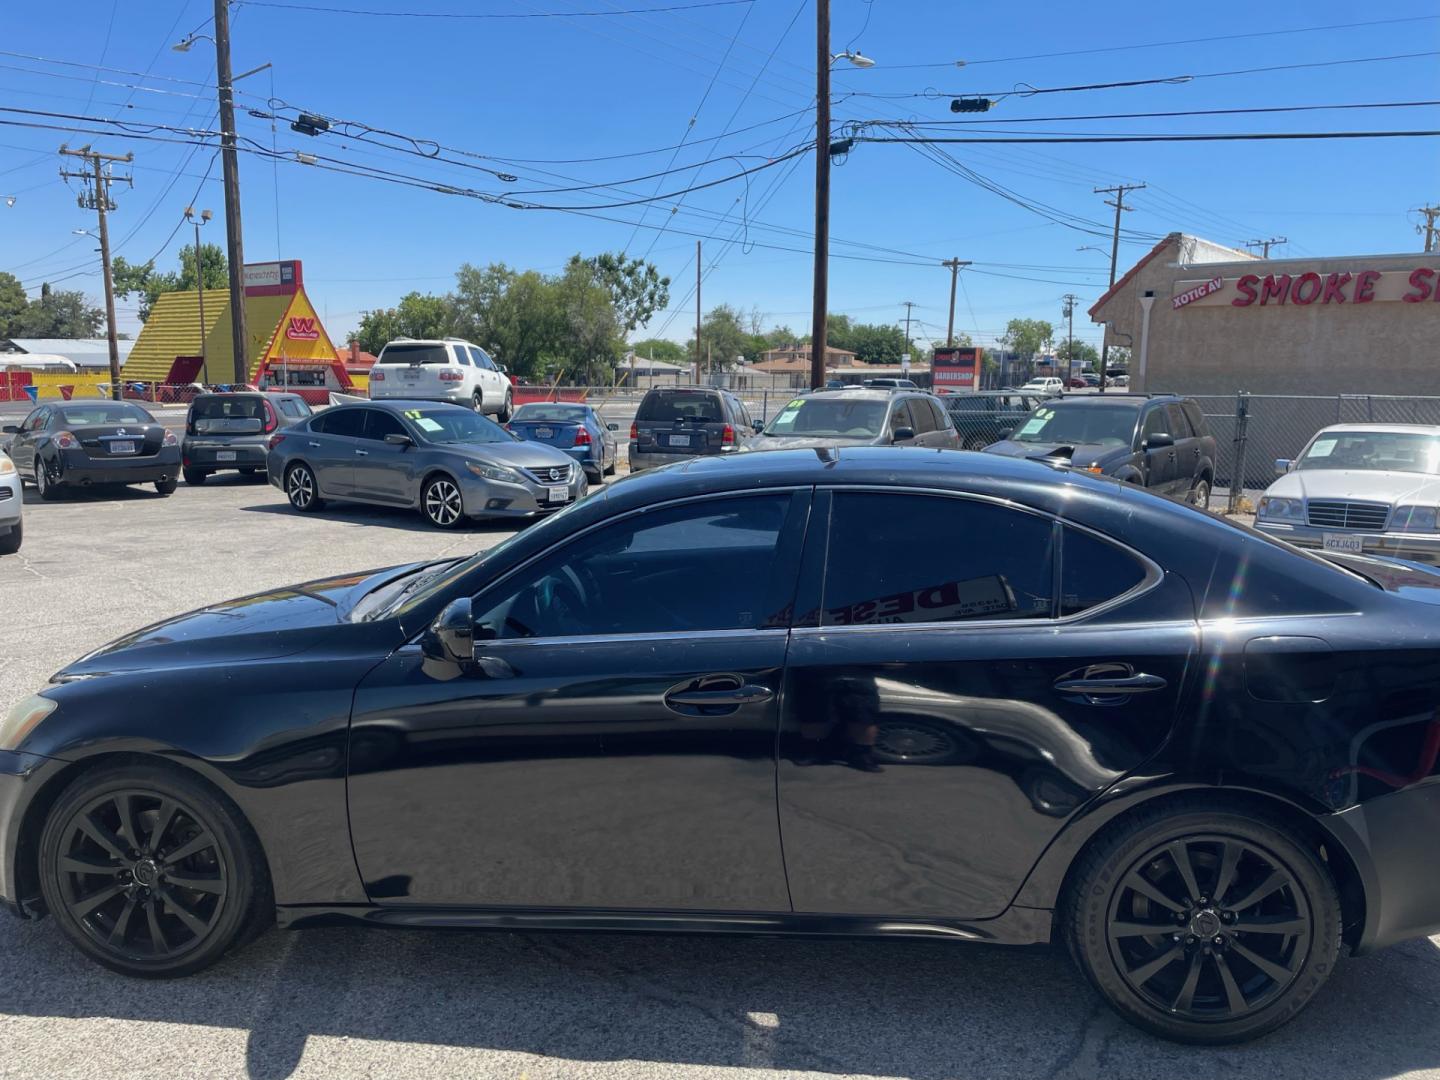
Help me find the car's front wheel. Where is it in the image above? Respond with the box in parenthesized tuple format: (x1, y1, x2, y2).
(1064, 799, 1341, 1044)
(38, 763, 271, 978)
(421, 474, 466, 528)
(498, 389, 513, 423)
(0, 519, 20, 555)
(285, 463, 324, 513)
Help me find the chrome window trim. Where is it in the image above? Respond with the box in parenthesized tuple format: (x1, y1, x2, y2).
(472, 627, 791, 651)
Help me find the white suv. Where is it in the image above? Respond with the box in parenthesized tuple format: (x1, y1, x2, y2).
(1019, 377, 1064, 397)
(369, 338, 514, 421)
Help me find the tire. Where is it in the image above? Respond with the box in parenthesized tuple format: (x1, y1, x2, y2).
(238, 467, 257, 477)
(1188, 477, 1212, 510)
(603, 452, 616, 477)
(963, 435, 989, 451)
(497, 389, 513, 424)
(472, 390, 485, 414)
(154, 478, 178, 496)
(0, 519, 20, 555)
(37, 762, 272, 978)
(1063, 799, 1341, 1044)
(284, 463, 324, 513)
(183, 468, 208, 487)
(421, 474, 466, 529)
(34, 460, 62, 502)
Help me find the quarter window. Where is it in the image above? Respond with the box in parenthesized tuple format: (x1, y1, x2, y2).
(473, 495, 795, 639)
(820, 493, 1056, 626)
(1059, 527, 1148, 616)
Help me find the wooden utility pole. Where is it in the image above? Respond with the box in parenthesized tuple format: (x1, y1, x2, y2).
(185, 206, 213, 379)
(1417, 206, 1440, 253)
(1243, 236, 1287, 258)
(1095, 182, 1144, 393)
(59, 145, 132, 402)
(941, 257, 970, 346)
(901, 301, 915, 369)
(809, 0, 831, 391)
(694, 239, 702, 385)
(1061, 294, 1078, 380)
(213, 0, 248, 385)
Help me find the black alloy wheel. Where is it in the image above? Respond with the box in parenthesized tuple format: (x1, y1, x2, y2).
(39, 765, 270, 977)
(34, 460, 62, 502)
(285, 463, 323, 513)
(1066, 801, 1340, 1044)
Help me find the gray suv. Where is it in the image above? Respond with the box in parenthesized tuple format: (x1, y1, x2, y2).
(744, 388, 960, 452)
(628, 386, 762, 473)
(183, 392, 312, 485)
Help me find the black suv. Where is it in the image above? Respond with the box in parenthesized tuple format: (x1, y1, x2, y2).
(628, 386, 762, 473)
(943, 390, 1044, 451)
(983, 393, 1218, 507)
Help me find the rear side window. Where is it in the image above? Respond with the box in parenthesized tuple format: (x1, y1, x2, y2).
(908, 398, 936, 434)
(278, 399, 306, 419)
(821, 493, 1056, 625)
(1165, 403, 1193, 438)
(454, 348, 473, 367)
(1182, 400, 1208, 436)
(637, 390, 723, 423)
(312, 409, 365, 437)
(380, 344, 450, 366)
(1059, 527, 1148, 616)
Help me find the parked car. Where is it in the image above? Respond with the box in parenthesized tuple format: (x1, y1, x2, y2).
(746, 388, 959, 452)
(1065, 376, 1089, 389)
(943, 390, 1043, 451)
(1255, 424, 1440, 563)
(1, 399, 180, 498)
(266, 400, 584, 528)
(628, 386, 762, 472)
(1079, 372, 1100, 387)
(1020, 377, 1065, 397)
(862, 377, 919, 390)
(8, 447, 1440, 1045)
(984, 393, 1217, 507)
(368, 338, 513, 422)
(182, 392, 312, 485)
(0, 449, 20, 554)
(1110, 373, 1131, 388)
(506, 402, 618, 483)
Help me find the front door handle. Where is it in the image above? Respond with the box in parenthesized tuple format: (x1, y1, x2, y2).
(663, 678, 774, 716)
(355, 449, 369, 456)
(1053, 672, 1168, 699)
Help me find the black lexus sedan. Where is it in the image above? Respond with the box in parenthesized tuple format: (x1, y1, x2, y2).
(3, 448, 1440, 1045)
(1, 399, 181, 498)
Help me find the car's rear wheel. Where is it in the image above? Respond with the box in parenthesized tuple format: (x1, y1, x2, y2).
(421, 474, 465, 528)
(34, 461, 62, 501)
(498, 389, 513, 423)
(963, 434, 988, 451)
(1188, 477, 1212, 510)
(182, 468, 208, 486)
(154, 478, 177, 496)
(1064, 800, 1341, 1044)
(0, 519, 21, 555)
(284, 463, 324, 513)
(38, 763, 271, 978)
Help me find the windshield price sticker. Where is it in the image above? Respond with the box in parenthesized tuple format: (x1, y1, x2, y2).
(1309, 438, 1337, 458)
(1018, 417, 1047, 436)
(414, 417, 443, 433)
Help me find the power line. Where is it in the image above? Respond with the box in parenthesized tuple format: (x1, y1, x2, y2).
(858, 130, 1440, 146)
(236, 0, 756, 17)
(866, 100, 1440, 127)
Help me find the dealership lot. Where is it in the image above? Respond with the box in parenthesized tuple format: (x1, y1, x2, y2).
(0, 478, 1437, 1078)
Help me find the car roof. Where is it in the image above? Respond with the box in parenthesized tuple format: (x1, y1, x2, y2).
(1038, 393, 1180, 407)
(191, 391, 304, 401)
(1314, 423, 1440, 435)
(804, 388, 920, 401)
(642, 385, 725, 395)
(346, 399, 472, 412)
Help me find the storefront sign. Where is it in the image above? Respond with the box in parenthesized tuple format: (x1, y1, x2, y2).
(932, 345, 983, 391)
(1173, 267, 1440, 309)
(286, 316, 320, 340)
(243, 260, 303, 296)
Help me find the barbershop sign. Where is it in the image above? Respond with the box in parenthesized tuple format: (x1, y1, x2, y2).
(1173, 267, 1440, 309)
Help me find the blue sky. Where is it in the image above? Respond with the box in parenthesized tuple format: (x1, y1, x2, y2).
(1, 0, 1437, 352)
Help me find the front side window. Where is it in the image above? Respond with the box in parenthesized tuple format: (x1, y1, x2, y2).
(472, 347, 496, 371)
(907, 398, 935, 434)
(473, 495, 793, 639)
(1165, 403, 1193, 439)
(361, 410, 408, 441)
(820, 493, 1056, 626)
(889, 401, 915, 434)
(278, 399, 306, 419)
(1141, 409, 1168, 442)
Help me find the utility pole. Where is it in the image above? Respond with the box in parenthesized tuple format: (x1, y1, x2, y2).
(901, 301, 915, 371)
(1417, 206, 1440, 253)
(941, 258, 970, 346)
(1095, 182, 1144, 393)
(809, 0, 831, 391)
(213, 0, 249, 386)
(59, 145, 132, 403)
(185, 206, 213, 380)
(1061, 294, 1078, 381)
(1243, 236, 1287, 258)
(694, 239, 702, 385)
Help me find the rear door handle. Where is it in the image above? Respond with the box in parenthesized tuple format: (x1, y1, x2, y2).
(307, 441, 322, 448)
(1053, 672, 1168, 698)
(355, 449, 369, 456)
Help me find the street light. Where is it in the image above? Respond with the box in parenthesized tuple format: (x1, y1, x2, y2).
(185, 206, 213, 380)
(830, 50, 875, 68)
(2, 196, 14, 208)
(171, 34, 214, 52)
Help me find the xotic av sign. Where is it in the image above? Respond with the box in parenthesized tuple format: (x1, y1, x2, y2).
(1172, 267, 1440, 309)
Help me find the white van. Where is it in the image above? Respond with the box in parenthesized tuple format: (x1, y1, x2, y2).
(369, 338, 513, 421)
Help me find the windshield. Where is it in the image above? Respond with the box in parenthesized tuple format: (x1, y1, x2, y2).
(764, 396, 887, 438)
(513, 404, 587, 423)
(58, 403, 152, 426)
(1013, 403, 1137, 447)
(404, 407, 515, 445)
(380, 344, 451, 366)
(1297, 430, 1440, 474)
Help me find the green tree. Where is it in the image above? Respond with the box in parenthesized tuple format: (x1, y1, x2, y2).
(1056, 339, 1099, 368)
(112, 243, 226, 322)
(1105, 346, 1131, 370)
(12, 283, 103, 337)
(1001, 318, 1054, 360)
(354, 291, 455, 355)
(451, 263, 564, 379)
(575, 252, 669, 334)
(688, 304, 750, 370)
(0, 272, 27, 338)
(629, 337, 686, 364)
(556, 260, 623, 383)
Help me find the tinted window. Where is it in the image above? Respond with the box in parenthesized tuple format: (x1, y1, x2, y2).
(929, 400, 949, 431)
(472, 347, 496, 371)
(1059, 527, 1148, 616)
(473, 495, 792, 639)
(313, 408, 365, 438)
(1165, 403, 1193, 439)
(1141, 408, 1167, 440)
(889, 401, 915, 434)
(191, 396, 265, 421)
(379, 343, 450, 366)
(908, 398, 935, 434)
(361, 409, 408, 441)
(1182, 400, 1208, 436)
(821, 494, 1056, 626)
(454, 348, 473, 367)
(637, 390, 723, 423)
(278, 399, 306, 419)
(57, 403, 153, 426)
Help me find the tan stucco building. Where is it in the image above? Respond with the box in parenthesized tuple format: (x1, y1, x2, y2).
(1090, 233, 1440, 396)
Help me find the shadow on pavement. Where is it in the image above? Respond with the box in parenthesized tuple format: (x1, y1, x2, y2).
(2, 916, 1438, 1080)
(237, 501, 523, 535)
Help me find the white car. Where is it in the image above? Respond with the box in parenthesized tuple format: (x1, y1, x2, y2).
(368, 338, 514, 421)
(1019, 377, 1064, 397)
(0, 449, 21, 555)
(1255, 423, 1440, 564)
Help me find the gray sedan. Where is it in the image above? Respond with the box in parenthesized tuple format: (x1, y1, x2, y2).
(266, 400, 586, 528)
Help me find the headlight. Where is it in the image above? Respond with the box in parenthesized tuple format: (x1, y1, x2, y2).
(1394, 505, 1438, 533)
(465, 461, 523, 484)
(1257, 496, 1305, 522)
(0, 455, 13, 476)
(0, 695, 57, 751)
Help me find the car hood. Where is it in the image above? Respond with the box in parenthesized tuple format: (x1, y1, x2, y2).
(983, 440, 1124, 469)
(52, 564, 418, 679)
(440, 439, 578, 470)
(744, 435, 878, 452)
(1266, 469, 1440, 505)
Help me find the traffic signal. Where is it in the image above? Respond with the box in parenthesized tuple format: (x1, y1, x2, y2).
(950, 97, 993, 113)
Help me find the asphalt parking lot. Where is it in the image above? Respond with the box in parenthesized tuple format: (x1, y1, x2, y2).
(0, 474, 1434, 1079)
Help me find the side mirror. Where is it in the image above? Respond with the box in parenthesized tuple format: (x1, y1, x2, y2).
(752, 420, 764, 433)
(1, 425, 17, 434)
(384, 433, 414, 448)
(892, 427, 916, 443)
(997, 425, 1014, 439)
(1275, 458, 1294, 476)
(1144, 432, 1175, 450)
(606, 423, 619, 432)
(421, 597, 473, 666)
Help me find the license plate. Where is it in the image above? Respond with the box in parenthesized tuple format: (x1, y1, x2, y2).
(535, 427, 554, 439)
(109, 441, 135, 455)
(546, 485, 569, 504)
(402, 369, 419, 379)
(667, 433, 692, 447)
(1322, 534, 1365, 554)
(216, 450, 237, 462)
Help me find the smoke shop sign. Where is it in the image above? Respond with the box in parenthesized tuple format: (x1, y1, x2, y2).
(1173, 267, 1440, 309)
